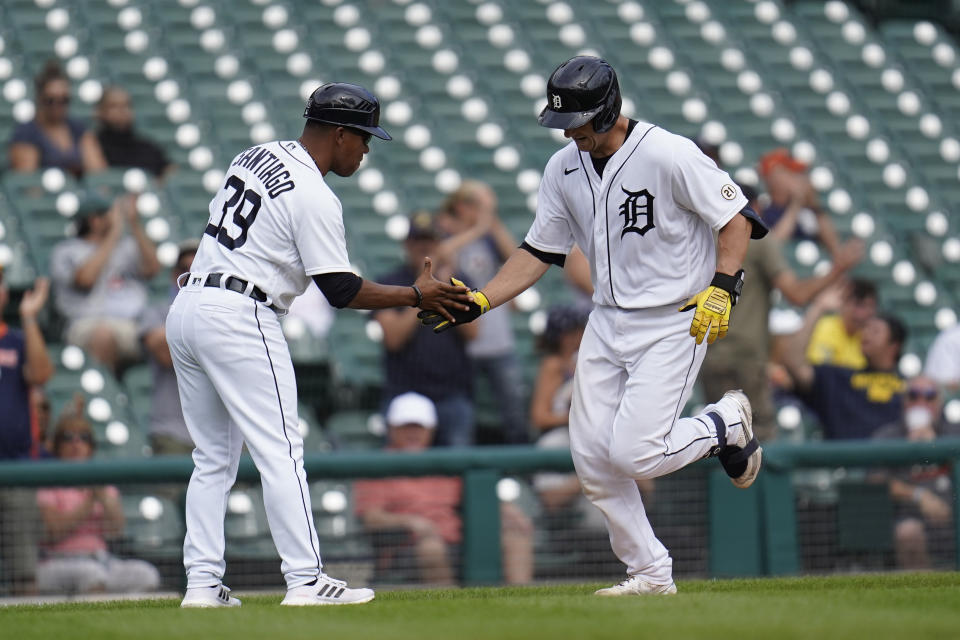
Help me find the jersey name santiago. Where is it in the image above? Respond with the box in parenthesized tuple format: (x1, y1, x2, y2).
(526, 122, 747, 309)
(189, 140, 353, 311)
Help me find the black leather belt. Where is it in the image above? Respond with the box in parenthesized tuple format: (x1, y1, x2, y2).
(194, 272, 281, 313)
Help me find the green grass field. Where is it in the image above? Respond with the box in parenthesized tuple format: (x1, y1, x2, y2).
(4, 574, 960, 640)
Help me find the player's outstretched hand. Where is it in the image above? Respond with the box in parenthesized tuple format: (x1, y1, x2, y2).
(414, 258, 474, 324)
(679, 286, 732, 345)
(418, 276, 490, 333)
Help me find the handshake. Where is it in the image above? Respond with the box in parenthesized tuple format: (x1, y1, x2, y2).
(417, 276, 490, 333)
(408, 258, 490, 333)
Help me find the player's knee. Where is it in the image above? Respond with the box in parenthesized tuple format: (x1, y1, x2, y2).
(609, 449, 658, 480)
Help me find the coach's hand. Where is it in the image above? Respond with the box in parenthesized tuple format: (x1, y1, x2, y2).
(418, 277, 490, 333)
(679, 286, 732, 345)
(414, 258, 473, 323)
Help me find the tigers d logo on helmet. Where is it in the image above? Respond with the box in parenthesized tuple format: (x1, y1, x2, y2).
(552, 94, 562, 109)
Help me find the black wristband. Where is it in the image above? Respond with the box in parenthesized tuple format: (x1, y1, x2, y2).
(710, 270, 744, 305)
(411, 284, 423, 307)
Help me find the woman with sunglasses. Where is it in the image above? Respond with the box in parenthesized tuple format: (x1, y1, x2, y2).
(34, 411, 160, 594)
(8, 60, 106, 177)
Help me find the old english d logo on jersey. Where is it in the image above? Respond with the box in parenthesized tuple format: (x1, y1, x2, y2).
(618, 187, 655, 238)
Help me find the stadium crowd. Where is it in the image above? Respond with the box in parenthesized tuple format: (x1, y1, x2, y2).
(1, 53, 959, 595)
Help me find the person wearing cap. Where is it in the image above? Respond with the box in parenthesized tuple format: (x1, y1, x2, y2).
(436, 181, 529, 444)
(700, 185, 862, 441)
(167, 82, 471, 608)
(418, 55, 769, 596)
(138, 239, 199, 455)
(0, 267, 54, 595)
(49, 193, 159, 374)
(872, 376, 960, 569)
(757, 147, 841, 258)
(374, 211, 479, 448)
(354, 392, 533, 585)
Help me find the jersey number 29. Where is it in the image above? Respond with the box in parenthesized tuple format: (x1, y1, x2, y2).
(205, 175, 262, 249)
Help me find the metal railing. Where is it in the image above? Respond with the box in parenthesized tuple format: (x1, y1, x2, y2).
(2, 439, 959, 584)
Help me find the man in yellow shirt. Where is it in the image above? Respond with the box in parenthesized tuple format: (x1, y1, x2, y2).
(805, 279, 877, 368)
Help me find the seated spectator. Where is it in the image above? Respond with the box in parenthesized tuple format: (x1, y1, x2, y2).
(0, 271, 54, 595)
(806, 278, 877, 368)
(354, 393, 533, 585)
(873, 376, 960, 569)
(924, 323, 960, 390)
(701, 185, 863, 441)
(8, 60, 106, 177)
(436, 181, 528, 444)
(50, 194, 159, 374)
(139, 240, 197, 455)
(374, 211, 478, 447)
(781, 285, 906, 439)
(530, 304, 589, 515)
(95, 86, 173, 179)
(757, 148, 840, 258)
(35, 410, 160, 594)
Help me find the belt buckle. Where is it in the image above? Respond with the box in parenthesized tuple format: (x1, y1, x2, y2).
(182, 272, 208, 289)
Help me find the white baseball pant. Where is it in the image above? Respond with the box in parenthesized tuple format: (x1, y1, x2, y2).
(568, 303, 734, 583)
(166, 279, 322, 590)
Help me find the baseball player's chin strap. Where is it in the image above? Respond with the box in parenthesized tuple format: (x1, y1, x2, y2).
(705, 411, 759, 479)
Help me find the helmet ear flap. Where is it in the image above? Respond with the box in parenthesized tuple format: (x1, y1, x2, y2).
(591, 76, 622, 133)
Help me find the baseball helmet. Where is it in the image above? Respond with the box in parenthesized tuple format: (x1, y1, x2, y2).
(303, 82, 392, 140)
(538, 56, 622, 133)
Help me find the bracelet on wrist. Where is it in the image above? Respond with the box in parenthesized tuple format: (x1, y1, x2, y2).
(410, 284, 423, 307)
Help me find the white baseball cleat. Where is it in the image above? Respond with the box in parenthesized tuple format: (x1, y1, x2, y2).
(717, 390, 762, 489)
(180, 584, 242, 608)
(280, 574, 375, 606)
(595, 576, 677, 596)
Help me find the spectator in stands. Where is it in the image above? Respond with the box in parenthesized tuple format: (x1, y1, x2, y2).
(0, 270, 55, 595)
(35, 409, 161, 594)
(806, 278, 877, 369)
(436, 181, 528, 444)
(8, 60, 106, 177)
(95, 86, 173, 180)
(924, 323, 960, 390)
(374, 211, 478, 447)
(354, 392, 534, 585)
(873, 375, 960, 569)
(700, 185, 863, 440)
(757, 148, 841, 258)
(530, 304, 590, 515)
(50, 193, 159, 375)
(781, 285, 906, 439)
(139, 239, 197, 455)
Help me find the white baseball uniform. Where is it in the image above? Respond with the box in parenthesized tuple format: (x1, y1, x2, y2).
(166, 140, 351, 590)
(524, 122, 748, 583)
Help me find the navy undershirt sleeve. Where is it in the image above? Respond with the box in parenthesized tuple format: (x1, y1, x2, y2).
(519, 241, 566, 267)
(312, 272, 363, 308)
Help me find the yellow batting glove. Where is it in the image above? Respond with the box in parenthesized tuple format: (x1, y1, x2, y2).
(678, 270, 744, 345)
(417, 277, 491, 333)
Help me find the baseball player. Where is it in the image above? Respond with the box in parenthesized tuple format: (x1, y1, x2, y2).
(167, 82, 471, 607)
(420, 57, 768, 594)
